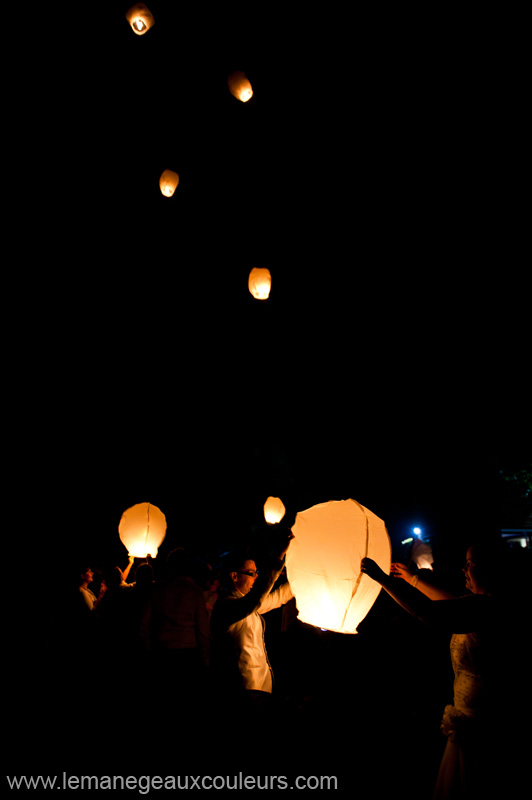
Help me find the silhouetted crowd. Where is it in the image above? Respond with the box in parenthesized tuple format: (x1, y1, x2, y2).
(36, 536, 531, 796)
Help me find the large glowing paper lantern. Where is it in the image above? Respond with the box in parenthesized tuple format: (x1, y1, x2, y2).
(286, 499, 391, 634)
(264, 496, 286, 525)
(248, 267, 271, 300)
(228, 71, 253, 103)
(118, 502, 167, 559)
(126, 3, 155, 35)
(159, 169, 180, 197)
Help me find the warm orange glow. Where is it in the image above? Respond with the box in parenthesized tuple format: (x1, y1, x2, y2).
(227, 71, 253, 103)
(264, 496, 286, 525)
(118, 502, 167, 559)
(159, 169, 180, 197)
(286, 499, 391, 634)
(125, 3, 155, 35)
(248, 267, 271, 300)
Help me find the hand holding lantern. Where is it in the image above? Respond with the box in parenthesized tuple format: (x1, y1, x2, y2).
(360, 557, 389, 584)
(278, 531, 295, 560)
(390, 562, 414, 582)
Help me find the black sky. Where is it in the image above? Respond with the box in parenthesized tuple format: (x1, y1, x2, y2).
(5, 4, 530, 580)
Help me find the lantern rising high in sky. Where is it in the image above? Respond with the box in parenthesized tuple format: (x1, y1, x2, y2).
(227, 71, 253, 103)
(159, 169, 180, 197)
(248, 267, 271, 300)
(125, 3, 155, 35)
(264, 496, 286, 525)
(118, 502, 167, 559)
(286, 499, 391, 634)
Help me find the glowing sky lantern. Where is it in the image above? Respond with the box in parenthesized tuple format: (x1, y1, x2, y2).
(227, 71, 253, 103)
(125, 3, 155, 35)
(264, 496, 286, 525)
(248, 267, 271, 300)
(159, 169, 180, 197)
(118, 502, 167, 559)
(286, 499, 391, 634)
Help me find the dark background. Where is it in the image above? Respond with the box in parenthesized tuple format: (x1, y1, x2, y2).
(7, 3, 529, 566)
(5, 2, 530, 791)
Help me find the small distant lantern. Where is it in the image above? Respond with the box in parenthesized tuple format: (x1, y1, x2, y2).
(227, 71, 253, 103)
(159, 169, 180, 197)
(264, 496, 286, 525)
(126, 3, 155, 35)
(118, 502, 167, 559)
(248, 267, 271, 300)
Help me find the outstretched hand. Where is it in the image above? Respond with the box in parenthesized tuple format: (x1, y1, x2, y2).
(360, 557, 388, 584)
(278, 531, 295, 560)
(390, 562, 414, 582)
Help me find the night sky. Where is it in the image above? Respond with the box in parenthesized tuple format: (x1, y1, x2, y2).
(6, 4, 529, 596)
(4, 5, 531, 793)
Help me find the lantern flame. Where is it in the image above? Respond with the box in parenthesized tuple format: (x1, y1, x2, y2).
(248, 267, 271, 300)
(126, 3, 155, 35)
(264, 496, 286, 525)
(227, 71, 253, 103)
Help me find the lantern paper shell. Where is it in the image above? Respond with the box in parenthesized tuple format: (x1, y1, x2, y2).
(248, 267, 271, 300)
(227, 71, 253, 102)
(411, 538, 434, 570)
(286, 499, 391, 634)
(159, 169, 180, 197)
(264, 496, 286, 525)
(126, 3, 155, 35)
(118, 502, 167, 559)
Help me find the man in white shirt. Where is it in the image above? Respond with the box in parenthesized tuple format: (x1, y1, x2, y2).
(210, 532, 294, 707)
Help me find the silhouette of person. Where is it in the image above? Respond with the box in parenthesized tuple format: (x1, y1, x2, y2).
(210, 529, 294, 716)
(95, 556, 137, 665)
(121, 559, 154, 658)
(361, 542, 527, 799)
(149, 547, 210, 711)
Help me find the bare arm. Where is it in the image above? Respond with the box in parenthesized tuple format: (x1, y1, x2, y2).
(362, 558, 496, 633)
(122, 556, 135, 583)
(391, 562, 456, 600)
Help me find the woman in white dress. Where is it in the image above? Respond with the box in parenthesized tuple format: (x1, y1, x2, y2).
(361, 543, 527, 799)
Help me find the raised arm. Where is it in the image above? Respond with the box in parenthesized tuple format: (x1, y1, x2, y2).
(122, 555, 135, 583)
(361, 558, 495, 633)
(212, 530, 294, 630)
(257, 578, 293, 614)
(391, 562, 456, 600)
(213, 560, 287, 630)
